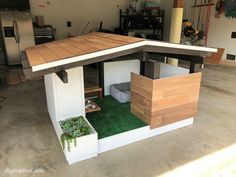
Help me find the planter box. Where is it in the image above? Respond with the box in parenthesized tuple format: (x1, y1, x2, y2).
(57, 117, 98, 164)
(131, 64, 202, 129)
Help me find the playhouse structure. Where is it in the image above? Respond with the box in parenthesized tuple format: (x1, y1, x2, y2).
(23, 32, 217, 164)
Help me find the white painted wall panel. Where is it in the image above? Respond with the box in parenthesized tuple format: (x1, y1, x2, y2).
(44, 74, 61, 137)
(104, 60, 140, 95)
(185, 0, 236, 59)
(160, 63, 189, 78)
(44, 67, 85, 122)
(56, 67, 85, 121)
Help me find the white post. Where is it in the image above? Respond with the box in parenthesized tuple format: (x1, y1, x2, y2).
(44, 66, 85, 123)
(168, 0, 184, 66)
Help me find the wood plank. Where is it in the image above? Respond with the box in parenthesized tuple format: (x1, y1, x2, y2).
(131, 104, 151, 124)
(152, 95, 198, 111)
(205, 48, 224, 64)
(36, 45, 61, 63)
(151, 102, 198, 117)
(161, 84, 200, 98)
(131, 73, 153, 92)
(151, 104, 197, 128)
(86, 35, 128, 45)
(25, 47, 46, 66)
(85, 37, 123, 48)
(85, 87, 102, 93)
(53, 42, 87, 56)
(44, 43, 74, 58)
(131, 91, 152, 108)
(131, 85, 153, 99)
(71, 38, 110, 50)
(153, 73, 202, 91)
(131, 101, 152, 117)
(91, 32, 144, 43)
(131, 72, 202, 129)
(64, 39, 100, 53)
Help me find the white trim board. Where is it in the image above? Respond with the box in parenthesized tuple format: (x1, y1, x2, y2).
(98, 118, 194, 154)
(31, 40, 217, 72)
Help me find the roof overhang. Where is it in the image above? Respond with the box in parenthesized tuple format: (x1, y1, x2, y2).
(23, 32, 217, 79)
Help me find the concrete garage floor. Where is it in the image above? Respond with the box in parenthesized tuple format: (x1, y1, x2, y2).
(0, 64, 236, 177)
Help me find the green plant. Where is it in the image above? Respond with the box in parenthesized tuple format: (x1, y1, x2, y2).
(60, 116, 91, 152)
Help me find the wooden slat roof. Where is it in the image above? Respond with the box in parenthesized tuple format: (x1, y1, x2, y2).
(25, 32, 217, 73)
(26, 32, 144, 68)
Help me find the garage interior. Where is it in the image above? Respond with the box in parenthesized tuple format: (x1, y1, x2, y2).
(1, 0, 236, 177)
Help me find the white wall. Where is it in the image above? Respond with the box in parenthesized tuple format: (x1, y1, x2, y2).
(184, 0, 236, 59)
(29, 0, 174, 40)
(104, 60, 140, 96)
(30, 0, 128, 39)
(44, 67, 85, 121)
(160, 63, 189, 78)
(207, 0, 236, 58)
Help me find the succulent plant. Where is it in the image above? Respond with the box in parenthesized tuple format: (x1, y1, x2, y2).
(60, 116, 91, 152)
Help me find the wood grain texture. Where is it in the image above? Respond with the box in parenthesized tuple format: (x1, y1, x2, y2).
(36, 45, 60, 62)
(53, 42, 87, 55)
(26, 47, 46, 66)
(25, 32, 144, 67)
(205, 48, 224, 64)
(131, 72, 202, 129)
(90, 32, 144, 43)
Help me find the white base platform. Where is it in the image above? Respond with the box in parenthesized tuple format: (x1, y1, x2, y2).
(98, 118, 194, 154)
(50, 116, 193, 164)
(44, 66, 195, 164)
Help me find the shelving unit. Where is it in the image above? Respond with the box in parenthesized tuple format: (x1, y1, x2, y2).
(119, 9, 164, 40)
(33, 25, 55, 45)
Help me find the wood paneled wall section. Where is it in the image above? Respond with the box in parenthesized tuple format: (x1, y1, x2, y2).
(131, 72, 202, 129)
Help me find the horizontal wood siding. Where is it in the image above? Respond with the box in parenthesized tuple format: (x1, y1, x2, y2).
(131, 72, 202, 129)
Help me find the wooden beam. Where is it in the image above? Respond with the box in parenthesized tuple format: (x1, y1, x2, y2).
(140, 52, 150, 76)
(56, 70, 68, 83)
(98, 62, 104, 97)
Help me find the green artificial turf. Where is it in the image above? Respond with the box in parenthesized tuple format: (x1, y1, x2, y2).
(86, 96, 147, 139)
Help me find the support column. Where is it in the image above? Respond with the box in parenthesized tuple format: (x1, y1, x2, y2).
(140, 52, 150, 76)
(98, 62, 104, 96)
(44, 67, 85, 124)
(168, 0, 184, 66)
